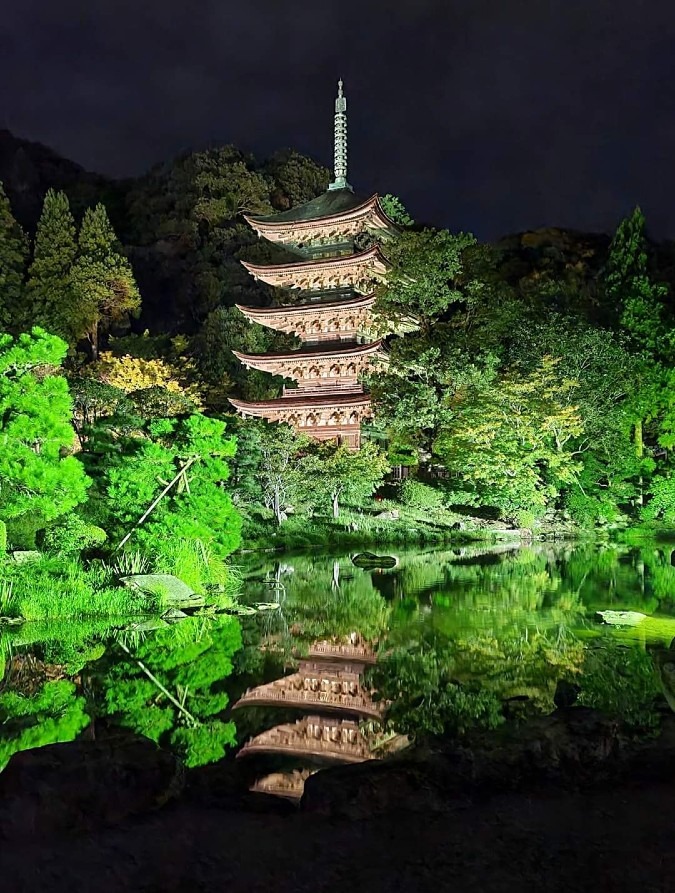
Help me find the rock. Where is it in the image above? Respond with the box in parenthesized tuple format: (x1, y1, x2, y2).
(554, 678, 580, 708)
(352, 552, 398, 569)
(120, 574, 205, 607)
(597, 610, 647, 626)
(375, 510, 399, 520)
(11, 550, 41, 564)
(0, 735, 184, 841)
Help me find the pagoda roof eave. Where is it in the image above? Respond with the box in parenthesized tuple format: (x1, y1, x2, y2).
(244, 190, 383, 225)
(232, 339, 383, 365)
(244, 192, 399, 234)
(229, 392, 371, 413)
(234, 292, 376, 318)
(241, 245, 390, 279)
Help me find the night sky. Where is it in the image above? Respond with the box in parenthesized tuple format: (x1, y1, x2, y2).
(3, 0, 675, 241)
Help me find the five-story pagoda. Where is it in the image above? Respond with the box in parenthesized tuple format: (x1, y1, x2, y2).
(229, 80, 398, 449)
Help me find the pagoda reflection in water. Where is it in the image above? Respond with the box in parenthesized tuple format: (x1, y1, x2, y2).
(233, 637, 404, 801)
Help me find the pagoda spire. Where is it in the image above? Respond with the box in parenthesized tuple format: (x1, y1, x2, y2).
(328, 79, 351, 192)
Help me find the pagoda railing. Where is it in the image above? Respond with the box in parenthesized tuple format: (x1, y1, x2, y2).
(309, 642, 377, 663)
(282, 383, 365, 397)
(297, 241, 354, 260)
(299, 287, 355, 302)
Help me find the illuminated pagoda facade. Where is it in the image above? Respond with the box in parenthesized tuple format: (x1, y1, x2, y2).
(230, 80, 398, 449)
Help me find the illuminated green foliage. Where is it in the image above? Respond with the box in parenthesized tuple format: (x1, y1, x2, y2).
(379, 194, 414, 228)
(296, 440, 390, 519)
(603, 207, 668, 355)
(374, 228, 477, 332)
(434, 357, 584, 519)
(42, 516, 107, 555)
(91, 412, 241, 557)
(398, 479, 446, 510)
(101, 614, 241, 767)
(0, 329, 90, 545)
(0, 680, 89, 771)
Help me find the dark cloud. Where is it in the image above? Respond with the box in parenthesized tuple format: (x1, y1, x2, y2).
(2, 0, 675, 239)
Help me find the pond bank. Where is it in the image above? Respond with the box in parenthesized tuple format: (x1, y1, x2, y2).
(2, 708, 675, 891)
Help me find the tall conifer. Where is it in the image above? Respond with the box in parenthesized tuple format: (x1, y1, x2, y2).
(25, 189, 78, 341)
(603, 207, 667, 353)
(0, 182, 28, 332)
(71, 203, 140, 358)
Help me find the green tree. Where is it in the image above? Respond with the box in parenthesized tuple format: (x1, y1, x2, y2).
(507, 315, 643, 524)
(91, 413, 241, 557)
(195, 305, 286, 404)
(297, 440, 390, 519)
(71, 204, 141, 358)
(379, 194, 414, 228)
(603, 208, 668, 354)
(0, 181, 28, 332)
(263, 149, 330, 209)
(24, 189, 78, 342)
(0, 329, 91, 546)
(601, 207, 672, 507)
(252, 421, 308, 525)
(373, 228, 477, 333)
(434, 357, 584, 521)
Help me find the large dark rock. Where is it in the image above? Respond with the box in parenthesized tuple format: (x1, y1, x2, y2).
(0, 734, 184, 840)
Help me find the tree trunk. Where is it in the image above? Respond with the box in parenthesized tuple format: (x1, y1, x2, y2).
(89, 322, 99, 361)
(332, 492, 340, 519)
(634, 418, 644, 507)
(274, 485, 282, 525)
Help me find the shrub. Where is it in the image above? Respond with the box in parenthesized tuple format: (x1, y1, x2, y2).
(42, 516, 107, 555)
(398, 479, 446, 510)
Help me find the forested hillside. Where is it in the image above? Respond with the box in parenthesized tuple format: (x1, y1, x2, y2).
(2, 128, 675, 542)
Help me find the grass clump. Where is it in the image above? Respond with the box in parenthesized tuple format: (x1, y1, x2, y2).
(0, 555, 155, 622)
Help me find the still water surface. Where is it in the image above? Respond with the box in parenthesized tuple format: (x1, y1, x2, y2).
(2, 541, 675, 786)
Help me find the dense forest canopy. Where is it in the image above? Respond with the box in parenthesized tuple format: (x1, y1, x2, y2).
(1, 127, 675, 550)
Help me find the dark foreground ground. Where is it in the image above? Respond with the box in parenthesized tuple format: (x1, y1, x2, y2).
(2, 780, 675, 893)
(2, 709, 675, 893)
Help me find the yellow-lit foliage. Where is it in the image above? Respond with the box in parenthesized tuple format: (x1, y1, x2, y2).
(87, 352, 203, 407)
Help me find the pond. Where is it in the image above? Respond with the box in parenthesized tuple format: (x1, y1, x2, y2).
(2, 539, 675, 800)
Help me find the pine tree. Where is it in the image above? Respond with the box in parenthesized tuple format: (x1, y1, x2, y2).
(24, 189, 78, 341)
(0, 181, 28, 332)
(603, 207, 668, 354)
(71, 204, 141, 358)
